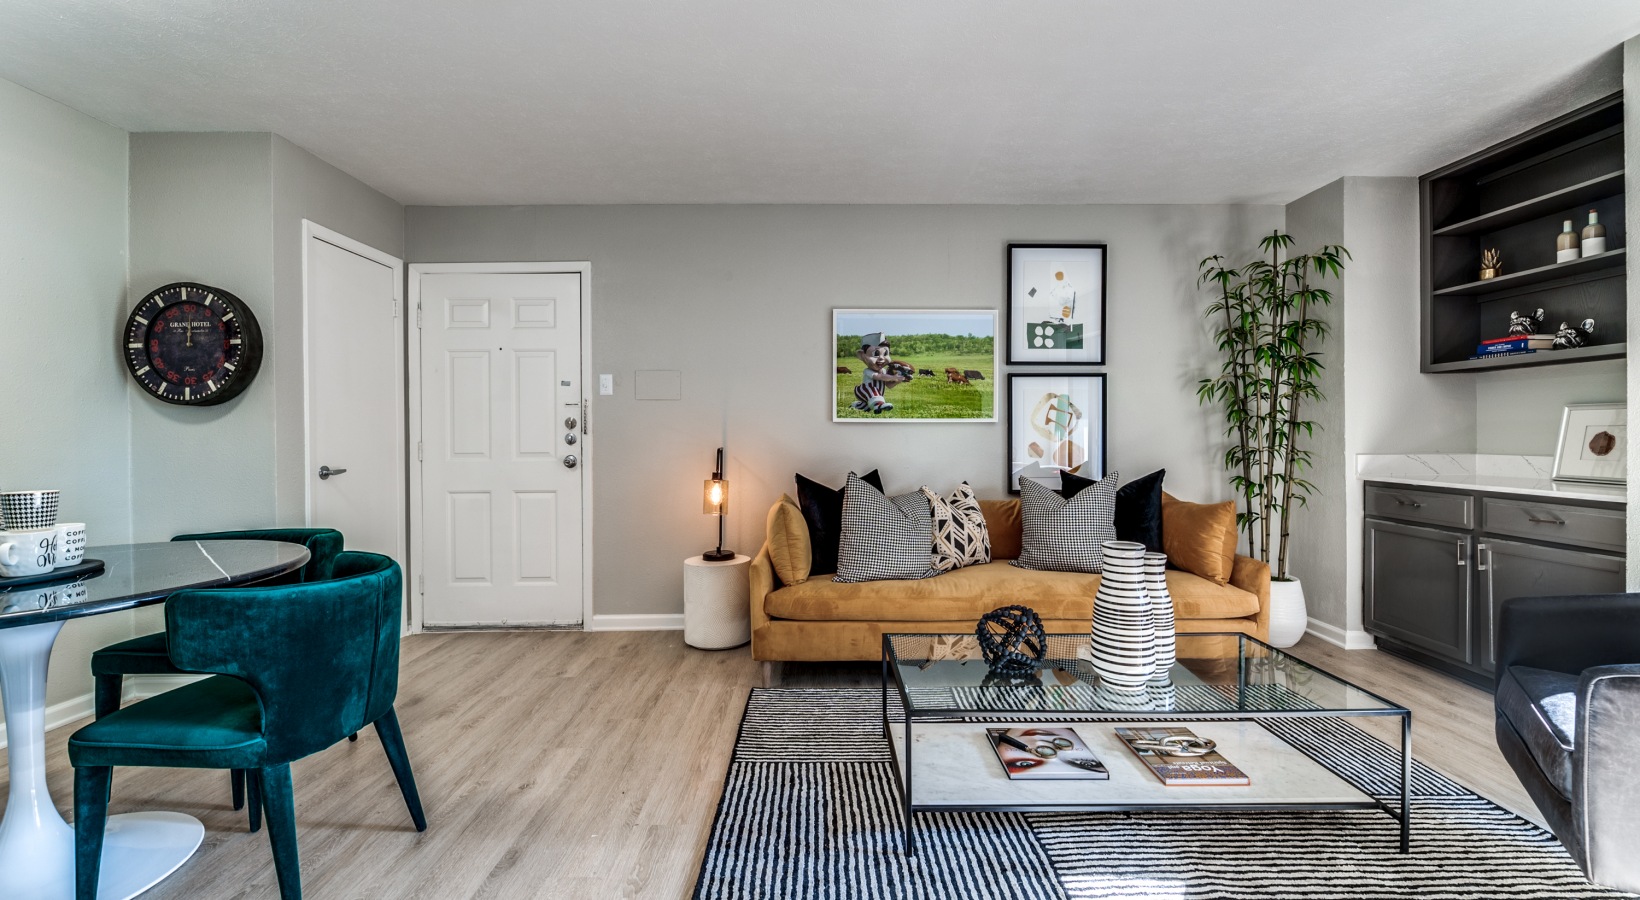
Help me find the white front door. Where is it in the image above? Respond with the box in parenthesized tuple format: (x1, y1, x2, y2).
(417, 272, 584, 626)
(305, 228, 406, 565)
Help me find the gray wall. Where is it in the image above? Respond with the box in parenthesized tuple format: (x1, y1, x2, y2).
(406, 203, 1284, 617)
(0, 79, 134, 704)
(1477, 361, 1625, 455)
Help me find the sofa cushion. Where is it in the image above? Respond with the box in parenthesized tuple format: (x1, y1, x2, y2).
(1116, 469, 1166, 553)
(1497, 664, 1578, 799)
(767, 561, 1258, 623)
(1014, 472, 1119, 573)
(923, 483, 991, 574)
(796, 469, 884, 576)
(835, 474, 935, 583)
(765, 494, 812, 586)
(980, 499, 1022, 560)
(1161, 492, 1238, 585)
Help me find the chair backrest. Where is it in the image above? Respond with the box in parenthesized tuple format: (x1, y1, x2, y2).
(171, 528, 345, 583)
(164, 551, 402, 764)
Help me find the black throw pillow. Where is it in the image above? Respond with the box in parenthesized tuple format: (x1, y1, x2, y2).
(1060, 468, 1166, 554)
(796, 469, 885, 576)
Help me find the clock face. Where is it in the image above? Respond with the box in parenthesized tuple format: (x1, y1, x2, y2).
(123, 282, 263, 406)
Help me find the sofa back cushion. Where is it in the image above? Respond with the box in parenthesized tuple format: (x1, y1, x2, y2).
(1012, 472, 1120, 573)
(980, 499, 1023, 560)
(1161, 492, 1239, 585)
(765, 494, 812, 586)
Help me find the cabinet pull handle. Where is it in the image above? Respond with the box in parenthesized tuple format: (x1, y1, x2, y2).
(1394, 495, 1422, 509)
(1525, 512, 1566, 526)
(1476, 542, 1488, 571)
(1456, 539, 1466, 567)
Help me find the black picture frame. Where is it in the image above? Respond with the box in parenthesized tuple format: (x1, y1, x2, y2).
(1006, 373, 1108, 494)
(1005, 243, 1107, 366)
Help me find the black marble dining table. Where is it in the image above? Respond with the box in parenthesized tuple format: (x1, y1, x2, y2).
(0, 540, 309, 899)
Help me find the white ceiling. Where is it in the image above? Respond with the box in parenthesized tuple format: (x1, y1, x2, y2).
(2, 1, 1638, 206)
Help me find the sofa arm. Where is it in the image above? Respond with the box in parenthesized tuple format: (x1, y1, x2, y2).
(1574, 664, 1640, 890)
(1229, 555, 1271, 641)
(749, 544, 776, 635)
(1497, 594, 1640, 686)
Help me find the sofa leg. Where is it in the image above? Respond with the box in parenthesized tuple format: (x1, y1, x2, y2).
(761, 661, 780, 688)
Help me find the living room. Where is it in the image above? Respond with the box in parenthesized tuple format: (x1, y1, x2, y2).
(2, 2, 1640, 898)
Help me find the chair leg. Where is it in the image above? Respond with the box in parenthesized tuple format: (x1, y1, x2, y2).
(349, 733, 358, 742)
(93, 674, 122, 719)
(373, 708, 427, 831)
(75, 766, 113, 900)
(247, 770, 263, 833)
(256, 765, 302, 900)
(232, 769, 245, 810)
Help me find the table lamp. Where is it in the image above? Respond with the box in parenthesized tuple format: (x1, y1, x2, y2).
(702, 447, 734, 561)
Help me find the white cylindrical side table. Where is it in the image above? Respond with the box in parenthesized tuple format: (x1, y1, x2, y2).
(684, 554, 752, 650)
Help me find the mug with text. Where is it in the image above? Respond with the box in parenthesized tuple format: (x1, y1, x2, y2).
(53, 523, 87, 566)
(0, 528, 59, 577)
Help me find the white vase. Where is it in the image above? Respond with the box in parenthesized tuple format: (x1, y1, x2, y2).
(1142, 552, 1176, 677)
(1088, 540, 1156, 694)
(1267, 577, 1308, 649)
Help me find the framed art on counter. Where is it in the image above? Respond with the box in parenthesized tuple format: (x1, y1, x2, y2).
(1007, 373, 1106, 493)
(1006, 243, 1106, 365)
(1552, 402, 1626, 484)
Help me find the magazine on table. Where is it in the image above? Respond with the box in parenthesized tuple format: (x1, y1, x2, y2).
(985, 727, 1109, 780)
(1114, 726, 1250, 786)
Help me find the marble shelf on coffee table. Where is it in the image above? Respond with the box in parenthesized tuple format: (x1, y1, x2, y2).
(881, 631, 1412, 856)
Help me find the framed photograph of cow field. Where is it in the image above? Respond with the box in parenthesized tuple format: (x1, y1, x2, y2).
(833, 309, 998, 422)
(1007, 243, 1106, 365)
(1007, 373, 1106, 493)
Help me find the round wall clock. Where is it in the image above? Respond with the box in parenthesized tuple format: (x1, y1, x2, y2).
(122, 282, 264, 406)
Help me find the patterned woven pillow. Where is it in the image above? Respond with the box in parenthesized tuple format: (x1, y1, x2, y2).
(1013, 471, 1119, 573)
(921, 482, 992, 574)
(835, 473, 936, 583)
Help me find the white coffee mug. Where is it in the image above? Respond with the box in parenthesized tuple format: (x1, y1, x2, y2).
(53, 523, 86, 566)
(0, 529, 59, 577)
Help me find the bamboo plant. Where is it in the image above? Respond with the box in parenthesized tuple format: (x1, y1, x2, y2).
(1196, 231, 1348, 581)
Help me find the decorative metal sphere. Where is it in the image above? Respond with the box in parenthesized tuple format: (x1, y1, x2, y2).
(976, 605, 1047, 677)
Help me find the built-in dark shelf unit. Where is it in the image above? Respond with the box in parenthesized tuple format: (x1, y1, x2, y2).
(1421, 93, 1626, 373)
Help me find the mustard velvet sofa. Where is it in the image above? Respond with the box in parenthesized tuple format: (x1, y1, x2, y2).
(749, 497, 1271, 675)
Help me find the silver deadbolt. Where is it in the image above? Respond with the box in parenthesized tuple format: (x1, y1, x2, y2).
(564, 433, 578, 445)
(563, 455, 578, 469)
(564, 416, 578, 430)
(318, 465, 348, 480)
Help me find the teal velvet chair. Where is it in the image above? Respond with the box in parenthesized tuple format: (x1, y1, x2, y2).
(70, 551, 425, 900)
(90, 527, 343, 816)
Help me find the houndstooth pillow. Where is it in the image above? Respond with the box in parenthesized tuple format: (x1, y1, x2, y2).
(921, 482, 991, 574)
(835, 473, 936, 583)
(1013, 471, 1119, 573)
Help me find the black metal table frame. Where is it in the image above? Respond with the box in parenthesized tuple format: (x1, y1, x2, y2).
(880, 632, 1412, 857)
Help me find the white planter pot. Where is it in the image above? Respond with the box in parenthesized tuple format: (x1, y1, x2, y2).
(1266, 577, 1308, 649)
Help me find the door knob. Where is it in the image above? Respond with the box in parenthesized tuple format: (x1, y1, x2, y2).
(563, 455, 578, 469)
(318, 466, 348, 480)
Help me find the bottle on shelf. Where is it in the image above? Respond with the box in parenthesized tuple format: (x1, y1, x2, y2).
(1581, 209, 1607, 257)
(1557, 220, 1581, 263)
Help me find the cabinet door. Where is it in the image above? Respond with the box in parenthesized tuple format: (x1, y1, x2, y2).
(1364, 519, 1472, 664)
(1474, 538, 1625, 674)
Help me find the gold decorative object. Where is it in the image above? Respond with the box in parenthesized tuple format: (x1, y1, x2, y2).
(1480, 248, 1502, 280)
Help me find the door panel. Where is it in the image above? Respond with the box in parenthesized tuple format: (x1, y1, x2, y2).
(1476, 538, 1625, 673)
(307, 236, 404, 564)
(1364, 519, 1471, 663)
(420, 272, 583, 625)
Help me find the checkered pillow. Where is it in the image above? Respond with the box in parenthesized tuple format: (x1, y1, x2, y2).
(835, 473, 936, 583)
(921, 482, 992, 574)
(1013, 471, 1119, 573)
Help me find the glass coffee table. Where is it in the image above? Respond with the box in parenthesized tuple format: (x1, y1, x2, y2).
(881, 632, 1411, 856)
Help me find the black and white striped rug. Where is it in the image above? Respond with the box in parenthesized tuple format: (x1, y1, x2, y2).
(692, 688, 1635, 899)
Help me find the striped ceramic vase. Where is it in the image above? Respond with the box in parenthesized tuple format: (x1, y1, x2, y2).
(1088, 540, 1156, 694)
(1143, 551, 1177, 678)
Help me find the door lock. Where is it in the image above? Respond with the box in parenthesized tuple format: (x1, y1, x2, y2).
(563, 455, 578, 469)
(564, 433, 577, 445)
(565, 416, 578, 430)
(318, 466, 348, 480)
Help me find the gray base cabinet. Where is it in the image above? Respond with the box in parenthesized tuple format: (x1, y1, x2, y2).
(1364, 482, 1624, 685)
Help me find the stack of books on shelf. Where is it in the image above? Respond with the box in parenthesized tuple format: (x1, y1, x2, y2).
(1470, 334, 1554, 361)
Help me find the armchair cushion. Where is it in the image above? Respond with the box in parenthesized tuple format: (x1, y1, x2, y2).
(1497, 665, 1579, 798)
(69, 675, 264, 770)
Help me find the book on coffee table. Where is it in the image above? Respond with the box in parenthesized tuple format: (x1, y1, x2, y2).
(985, 727, 1109, 780)
(1115, 726, 1250, 786)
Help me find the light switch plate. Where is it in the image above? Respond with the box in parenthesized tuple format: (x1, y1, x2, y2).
(599, 374, 614, 395)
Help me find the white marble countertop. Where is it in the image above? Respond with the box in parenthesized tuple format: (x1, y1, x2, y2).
(1357, 454, 1625, 504)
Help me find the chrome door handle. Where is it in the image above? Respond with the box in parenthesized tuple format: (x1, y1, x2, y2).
(1476, 542, 1488, 571)
(563, 455, 578, 469)
(1394, 495, 1422, 509)
(1456, 539, 1466, 567)
(1525, 512, 1566, 525)
(318, 466, 348, 480)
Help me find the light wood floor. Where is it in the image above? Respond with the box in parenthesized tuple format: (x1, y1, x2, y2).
(0, 632, 1538, 899)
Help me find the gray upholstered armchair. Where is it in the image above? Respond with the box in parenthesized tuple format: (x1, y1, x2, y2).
(1495, 593, 1640, 893)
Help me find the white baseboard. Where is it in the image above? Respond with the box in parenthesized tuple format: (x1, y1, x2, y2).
(1306, 617, 1378, 650)
(586, 613, 685, 632)
(0, 691, 97, 751)
(0, 674, 209, 751)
